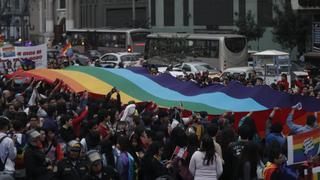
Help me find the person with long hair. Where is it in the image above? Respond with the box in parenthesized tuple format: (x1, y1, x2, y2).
(189, 134, 223, 180)
(237, 142, 259, 180)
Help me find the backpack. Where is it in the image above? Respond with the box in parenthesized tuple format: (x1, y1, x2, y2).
(15, 134, 27, 169)
(0, 135, 8, 171)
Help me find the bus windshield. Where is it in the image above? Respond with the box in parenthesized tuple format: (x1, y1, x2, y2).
(97, 32, 126, 48)
(224, 37, 246, 53)
(131, 32, 150, 43)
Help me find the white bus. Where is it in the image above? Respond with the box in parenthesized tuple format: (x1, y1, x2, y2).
(66, 28, 150, 54)
(144, 33, 248, 71)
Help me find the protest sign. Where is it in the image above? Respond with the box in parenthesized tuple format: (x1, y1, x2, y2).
(0, 44, 47, 72)
(313, 166, 320, 180)
(287, 128, 320, 165)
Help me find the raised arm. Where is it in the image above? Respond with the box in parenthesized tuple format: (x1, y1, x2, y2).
(239, 112, 253, 128)
(286, 108, 302, 134)
(265, 108, 278, 135)
(116, 89, 121, 111)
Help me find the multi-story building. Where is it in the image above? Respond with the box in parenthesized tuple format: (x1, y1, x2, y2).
(149, 0, 282, 51)
(29, 0, 149, 45)
(79, 0, 148, 28)
(28, 0, 319, 56)
(0, 0, 30, 42)
(291, 0, 320, 52)
(29, 0, 71, 45)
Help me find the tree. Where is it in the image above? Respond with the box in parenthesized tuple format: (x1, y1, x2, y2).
(235, 10, 265, 44)
(272, 0, 311, 55)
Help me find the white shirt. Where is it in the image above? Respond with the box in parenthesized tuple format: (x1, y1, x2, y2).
(189, 151, 223, 180)
(0, 132, 17, 174)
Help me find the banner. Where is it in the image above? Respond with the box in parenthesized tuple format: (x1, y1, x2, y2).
(313, 22, 320, 52)
(313, 166, 320, 180)
(0, 44, 47, 73)
(287, 128, 320, 165)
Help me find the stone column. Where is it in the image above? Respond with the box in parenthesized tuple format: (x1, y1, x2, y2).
(74, 0, 80, 28)
(155, 0, 164, 27)
(175, 0, 183, 27)
(66, 0, 74, 30)
(45, 0, 54, 33)
(39, 0, 43, 33)
(45, 0, 54, 45)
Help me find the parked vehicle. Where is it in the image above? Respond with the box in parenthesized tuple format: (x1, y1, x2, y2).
(159, 62, 220, 78)
(66, 28, 150, 54)
(73, 53, 90, 66)
(145, 33, 248, 71)
(97, 52, 143, 68)
(87, 50, 102, 61)
(221, 66, 264, 80)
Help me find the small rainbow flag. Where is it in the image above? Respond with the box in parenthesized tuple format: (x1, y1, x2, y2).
(287, 128, 320, 165)
(60, 43, 72, 57)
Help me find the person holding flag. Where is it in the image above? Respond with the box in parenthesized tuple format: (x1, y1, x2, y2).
(60, 42, 72, 57)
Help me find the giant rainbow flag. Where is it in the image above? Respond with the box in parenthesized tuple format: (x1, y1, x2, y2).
(11, 66, 320, 115)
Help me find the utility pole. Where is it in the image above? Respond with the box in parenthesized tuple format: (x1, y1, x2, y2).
(132, 0, 136, 27)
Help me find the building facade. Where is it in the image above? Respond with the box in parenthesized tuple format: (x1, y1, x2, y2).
(27, 0, 320, 55)
(79, 0, 148, 28)
(149, 0, 283, 51)
(29, 0, 73, 45)
(29, 0, 149, 44)
(0, 0, 30, 42)
(291, 0, 320, 52)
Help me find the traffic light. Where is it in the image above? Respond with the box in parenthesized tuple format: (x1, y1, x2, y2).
(299, 0, 320, 7)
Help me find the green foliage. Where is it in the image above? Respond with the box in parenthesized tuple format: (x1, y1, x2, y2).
(235, 10, 265, 42)
(272, 0, 311, 53)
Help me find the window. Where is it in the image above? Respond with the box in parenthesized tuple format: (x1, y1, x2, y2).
(120, 55, 139, 62)
(224, 37, 246, 53)
(299, 0, 320, 7)
(15, 0, 20, 9)
(182, 65, 191, 72)
(67, 32, 87, 46)
(60, 0, 66, 9)
(186, 39, 219, 58)
(257, 0, 272, 26)
(97, 33, 126, 48)
(101, 55, 118, 62)
(130, 32, 150, 43)
(164, 0, 175, 26)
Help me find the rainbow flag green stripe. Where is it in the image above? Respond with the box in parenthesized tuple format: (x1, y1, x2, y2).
(66, 66, 227, 114)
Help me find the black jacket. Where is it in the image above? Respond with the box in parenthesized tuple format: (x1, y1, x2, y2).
(24, 145, 52, 180)
(54, 157, 89, 180)
(141, 155, 168, 180)
(83, 166, 119, 180)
